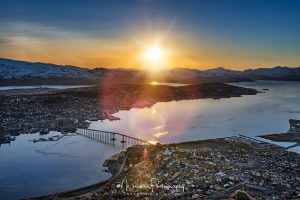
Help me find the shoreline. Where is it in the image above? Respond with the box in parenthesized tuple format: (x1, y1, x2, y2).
(259, 133, 300, 143)
(25, 134, 300, 199)
(98, 135, 299, 199)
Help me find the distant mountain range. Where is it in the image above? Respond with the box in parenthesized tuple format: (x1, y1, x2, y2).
(1, 58, 300, 85)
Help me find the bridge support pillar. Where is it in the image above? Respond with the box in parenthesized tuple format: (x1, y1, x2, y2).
(121, 135, 126, 144)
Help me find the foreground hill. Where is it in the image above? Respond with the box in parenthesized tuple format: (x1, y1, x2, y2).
(1, 58, 300, 85)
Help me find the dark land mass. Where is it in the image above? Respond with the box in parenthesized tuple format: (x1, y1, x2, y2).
(0, 71, 252, 86)
(0, 77, 99, 86)
(56, 82, 259, 115)
(259, 133, 300, 143)
(0, 82, 258, 142)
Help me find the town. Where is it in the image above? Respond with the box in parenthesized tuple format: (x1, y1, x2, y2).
(80, 136, 300, 200)
(0, 94, 102, 141)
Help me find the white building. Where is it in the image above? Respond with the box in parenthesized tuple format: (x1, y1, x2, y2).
(163, 148, 172, 156)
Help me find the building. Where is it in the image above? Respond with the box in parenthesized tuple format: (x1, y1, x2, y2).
(163, 148, 172, 156)
(288, 119, 300, 134)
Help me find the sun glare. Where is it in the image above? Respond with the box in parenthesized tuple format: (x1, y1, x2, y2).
(145, 46, 164, 62)
(141, 44, 167, 70)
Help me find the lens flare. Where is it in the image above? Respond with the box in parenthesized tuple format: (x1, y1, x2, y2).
(143, 148, 148, 159)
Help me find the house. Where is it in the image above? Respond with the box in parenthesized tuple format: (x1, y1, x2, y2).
(288, 119, 300, 134)
(163, 148, 172, 156)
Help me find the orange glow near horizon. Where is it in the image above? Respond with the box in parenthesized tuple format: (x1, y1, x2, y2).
(150, 81, 159, 85)
(1, 17, 300, 71)
(3, 30, 298, 71)
(1, 24, 299, 70)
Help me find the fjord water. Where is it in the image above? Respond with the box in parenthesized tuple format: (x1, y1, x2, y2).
(0, 132, 120, 200)
(0, 81, 299, 199)
(0, 85, 92, 90)
(91, 81, 300, 146)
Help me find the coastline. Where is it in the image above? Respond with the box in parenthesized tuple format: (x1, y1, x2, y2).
(25, 134, 300, 199)
(259, 133, 300, 143)
(98, 135, 299, 199)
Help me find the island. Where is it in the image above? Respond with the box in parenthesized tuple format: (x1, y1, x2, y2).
(0, 82, 258, 144)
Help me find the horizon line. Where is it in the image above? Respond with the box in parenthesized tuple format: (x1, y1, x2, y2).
(1, 57, 299, 71)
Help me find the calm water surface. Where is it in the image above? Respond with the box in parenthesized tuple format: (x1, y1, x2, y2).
(0, 85, 93, 91)
(0, 81, 299, 199)
(148, 82, 189, 87)
(0, 132, 119, 200)
(90, 81, 300, 148)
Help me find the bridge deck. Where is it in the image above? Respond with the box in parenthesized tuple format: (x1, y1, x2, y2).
(76, 128, 152, 146)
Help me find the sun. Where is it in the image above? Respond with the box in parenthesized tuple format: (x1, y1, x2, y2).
(142, 45, 166, 69)
(144, 46, 164, 62)
(139, 41, 170, 71)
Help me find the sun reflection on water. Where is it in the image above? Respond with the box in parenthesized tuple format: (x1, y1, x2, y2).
(125, 100, 200, 143)
(150, 81, 158, 85)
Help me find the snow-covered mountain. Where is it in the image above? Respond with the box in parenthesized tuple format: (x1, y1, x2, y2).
(243, 66, 300, 80)
(168, 66, 300, 82)
(0, 58, 99, 80)
(205, 67, 242, 75)
(0, 58, 299, 85)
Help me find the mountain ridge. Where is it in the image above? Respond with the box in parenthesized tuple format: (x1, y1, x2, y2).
(1, 57, 300, 85)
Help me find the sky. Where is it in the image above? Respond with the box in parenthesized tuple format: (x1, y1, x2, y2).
(0, 0, 300, 70)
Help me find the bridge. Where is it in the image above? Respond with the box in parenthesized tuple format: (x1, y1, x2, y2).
(76, 128, 152, 148)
